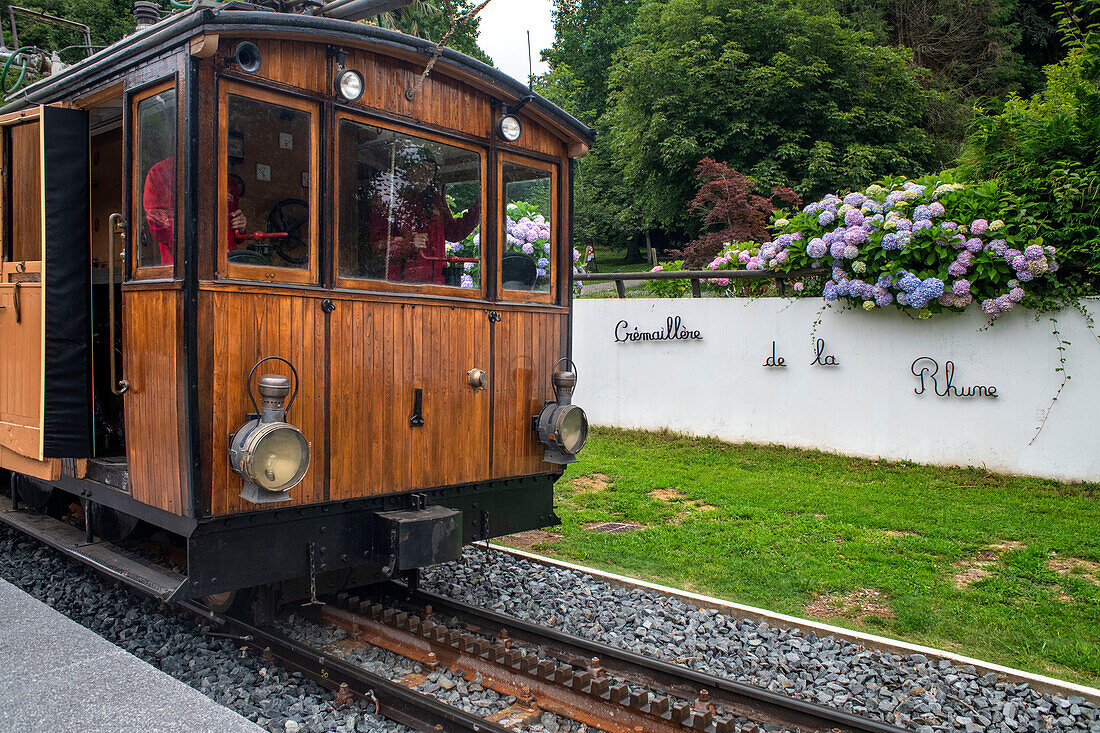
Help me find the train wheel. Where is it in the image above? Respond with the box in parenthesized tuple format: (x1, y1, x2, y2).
(88, 503, 144, 543)
(202, 591, 240, 614)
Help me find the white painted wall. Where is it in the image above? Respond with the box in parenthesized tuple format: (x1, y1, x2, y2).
(572, 297, 1100, 483)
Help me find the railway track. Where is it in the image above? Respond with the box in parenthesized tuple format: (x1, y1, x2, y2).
(99, 572, 911, 733)
(280, 582, 909, 733)
(3, 511, 908, 733)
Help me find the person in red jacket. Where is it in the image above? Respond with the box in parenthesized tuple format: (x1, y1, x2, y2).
(367, 150, 480, 284)
(143, 158, 247, 266)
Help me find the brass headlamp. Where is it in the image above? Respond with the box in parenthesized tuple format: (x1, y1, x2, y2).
(229, 358, 311, 504)
(534, 358, 589, 464)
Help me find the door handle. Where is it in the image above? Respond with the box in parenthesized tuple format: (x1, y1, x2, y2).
(108, 213, 129, 395)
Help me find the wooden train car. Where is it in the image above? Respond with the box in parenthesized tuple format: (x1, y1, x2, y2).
(0, 3, 593, 607)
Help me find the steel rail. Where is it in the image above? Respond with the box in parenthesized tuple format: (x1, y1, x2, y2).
(176, 600, 512, 733)
(390, 583, 907, 733)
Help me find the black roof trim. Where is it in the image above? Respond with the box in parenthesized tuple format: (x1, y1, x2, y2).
(1, 7, 595, 144)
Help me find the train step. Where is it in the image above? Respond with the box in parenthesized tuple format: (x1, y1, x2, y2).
(86, 456, 129, 492)
(0, 493, 186, 601)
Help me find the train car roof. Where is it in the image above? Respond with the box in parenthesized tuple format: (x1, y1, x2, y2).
(0, 3, 595, 146)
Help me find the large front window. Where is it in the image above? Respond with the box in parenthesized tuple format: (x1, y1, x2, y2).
(336, 117, 483, 291)
(219, 82, 319, 283)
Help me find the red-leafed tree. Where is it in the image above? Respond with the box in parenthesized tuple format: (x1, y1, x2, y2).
(679, 158, 801, 267)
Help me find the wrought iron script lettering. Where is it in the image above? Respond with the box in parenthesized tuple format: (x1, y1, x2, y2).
(613, 316, 702, 343)
(763, 342, 786, 367)
(911, 357, 997, 398)
(811, 338, 838, 366)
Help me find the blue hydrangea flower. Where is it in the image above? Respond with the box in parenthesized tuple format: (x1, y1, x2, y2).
(807, 238, 827, 258)
(818, 210, 836, 226)
(881, 233, 897, 250)
(899, 273, 922, 293)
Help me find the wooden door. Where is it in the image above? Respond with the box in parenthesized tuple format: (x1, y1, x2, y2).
(328, 300, 491, 498)
(0, 108, 92, 477)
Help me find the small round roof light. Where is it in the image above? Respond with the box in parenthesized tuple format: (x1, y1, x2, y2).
(496, 114, 522, 142)
(336, 69, 364, 101)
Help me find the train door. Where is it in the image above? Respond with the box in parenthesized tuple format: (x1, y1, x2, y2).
(0, 106, 92, 479)
(328, 114, 491, 497)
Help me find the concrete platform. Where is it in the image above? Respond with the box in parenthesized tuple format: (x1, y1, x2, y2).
(0, 578, 263, 732)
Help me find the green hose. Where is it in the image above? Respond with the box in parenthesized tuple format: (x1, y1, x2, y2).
(170, 0, 192, 8)
(1, 46, 36, 93)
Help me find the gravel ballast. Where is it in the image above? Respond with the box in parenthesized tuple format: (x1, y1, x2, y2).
(422, 546, 1100, 733)
(0, 525, 409, 733)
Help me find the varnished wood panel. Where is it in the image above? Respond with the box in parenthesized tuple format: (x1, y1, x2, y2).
(492, 310, 567, 478)
(0, 263, 43, 460)
(123, 288, 189, 514)
(215, 40, 571, 157)
(328, 300, 490, 499)
(10, 120, 42, 263)
(205, 288, 326, 515)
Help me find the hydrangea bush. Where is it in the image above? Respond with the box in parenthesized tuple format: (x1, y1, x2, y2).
(692, 173, 1059, 318)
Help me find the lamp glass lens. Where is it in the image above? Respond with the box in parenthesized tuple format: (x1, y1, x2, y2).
(499, 115, 521, 141)
(556, 405, 589, 454)
(248, 425, 309, 491)
(339, 71, 364, 101)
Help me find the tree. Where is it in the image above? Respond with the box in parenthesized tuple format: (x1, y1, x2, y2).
(678, 158, 800, 267)
(383, 0, 493, 65)
(603, 0, 941, 237)
(959, 2, 1100, 292)
(538, 0, 643, 258)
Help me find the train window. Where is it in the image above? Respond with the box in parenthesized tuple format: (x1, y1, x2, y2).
(133, 81, 177, 273)
(336, 116, 483, 292)
(218, 82, 319, 284)
(500, 157, 556, 299)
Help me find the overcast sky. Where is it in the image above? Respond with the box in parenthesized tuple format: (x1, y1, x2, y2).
(477, 0, 555, 84)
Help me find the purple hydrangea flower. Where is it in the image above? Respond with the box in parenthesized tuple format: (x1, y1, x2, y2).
(958, 250, 974, 266)
(843, 192, 866, 207)
(522, 243, 535, 255)
(981, 298, 1001, 317)
(897, 292, 909, 306)
(818, 211, 836, 226)
(1009, 287, 1025, 303)
(823, 281, 838, 301)
(913, 219, 934, 232)
(844, 228, 868, 246)
(948, 261, 967, 277)
(913, 205, 931, 220)
(845, 209, 864, 226)
(990, 239, 1008, 256)
(1018, 270, 1034, 282)
(807, 238, 827, 258)
(793, 281, 805, 293)
(970, 219, 989, 236)
(965, 238, 983, 253)
(928, 202, 945, 217)
(899, 273, 921, 293)
(952, 279, 970, 296)
(895, 218, 912, 231)
(1011, 255, 1027, 271)
(1024, 244, 1044, 260)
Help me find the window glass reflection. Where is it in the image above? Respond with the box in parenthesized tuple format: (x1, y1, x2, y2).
(137, 88, 176, 268)
(338, 119, 481, 288)
(225, 94, 312, 270)
(502, 162, 553, 293)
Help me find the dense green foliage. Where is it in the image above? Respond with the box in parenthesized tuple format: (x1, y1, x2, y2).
(605, 0, 940, 234)
(960, 20, 1100, 293)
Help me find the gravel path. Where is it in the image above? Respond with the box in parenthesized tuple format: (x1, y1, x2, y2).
(0, 525, 409, 733)
(422, 546, 1100, 733)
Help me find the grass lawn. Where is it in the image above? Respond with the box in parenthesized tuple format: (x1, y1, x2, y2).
(500, 427, 1100, 686)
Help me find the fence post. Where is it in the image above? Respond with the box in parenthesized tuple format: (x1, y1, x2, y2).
(778, 278, 786, 296)
(691, 278, 702, 298)
(615, 280, 627, 298)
